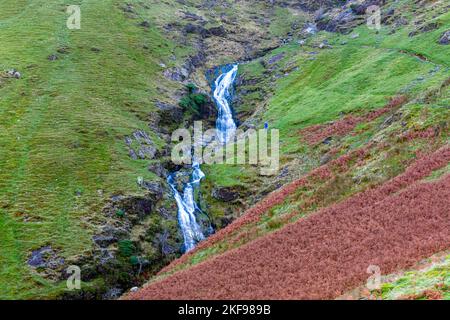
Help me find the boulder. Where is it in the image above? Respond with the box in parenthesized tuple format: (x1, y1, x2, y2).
(163, 67, 189, 81)
(320, 153, 332, 165)
(94, 247, 116, 267)
(268, 53, 285, 65)
(438, 30, 450, 45)
(102, 288, 123, 300)
(57, 47, 70, 54)
(139, 20, 151, 28)
(126, 130, 158, 160)
(182, 11, 204, 22)
(317, 9, 356, 33)
(28, 246, 65, 279)
(188, 51, 206, 68)
(92, 234, 117, 248)
(322, 136, 332, 145)
(128, 149, 138, 160)
(148, 162, 168, 178)
(93, 225, 128, 248)
(48, 54, 58, 61)
(183, 23, 208, 37)
(409, 22, 440, 37)
(123, 3, 134, 13)
(350, 0, 383, 15)
(141, 181, 164, 200)
(183, 23, 225, 38)
(137, 145, 157, 160)
(7, 69, 21, 79)
(207, 25, 226, 37)
(212, 187, 240, 202)
(114, 196, 155, 219)
(319, 40, 332, 49)
(302, 23, 318, 35)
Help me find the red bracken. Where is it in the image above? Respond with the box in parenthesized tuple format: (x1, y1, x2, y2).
(159, 145, 447, 274)
(125, 146, 450, 300)
(299, 96, 408, 145)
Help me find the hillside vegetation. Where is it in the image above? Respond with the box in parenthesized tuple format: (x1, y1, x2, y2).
(0, 0, 449, 299)
(0, 0, 317, 299)
(129, 0, 450, 299)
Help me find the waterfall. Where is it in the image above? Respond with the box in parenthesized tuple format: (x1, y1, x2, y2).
(167, 64, 239, 252)
(167, 162, 205, 252)
(214, 64, 238, 144)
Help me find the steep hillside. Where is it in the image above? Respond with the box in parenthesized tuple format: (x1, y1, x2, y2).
(127, 0, 450, 300)
(0, 0, 324, 299)
(1, 0, 449, 300)
(0, 0, 182, 299)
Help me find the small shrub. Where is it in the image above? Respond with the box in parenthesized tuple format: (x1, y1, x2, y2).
(186, 83, 197, 94)
(129, 255, 140, 266)
(116, 209, 125, 218)
(192, 93, 207, 106)
(179, 84, 208, 115)
(118, 240, 136, 258)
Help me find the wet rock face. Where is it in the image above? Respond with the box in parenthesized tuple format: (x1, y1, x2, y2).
(170, 169, 192, 193)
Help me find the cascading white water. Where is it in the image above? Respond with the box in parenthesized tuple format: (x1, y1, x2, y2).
(167, 161, 205, 252)
(214, 64, 238, 144)
(167, 64, 239, 252)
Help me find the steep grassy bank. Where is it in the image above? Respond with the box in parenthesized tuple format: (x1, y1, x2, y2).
(0, 0, 180, 299)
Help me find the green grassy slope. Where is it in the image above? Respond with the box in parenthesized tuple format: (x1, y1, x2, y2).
(0, 0, 177, 299)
